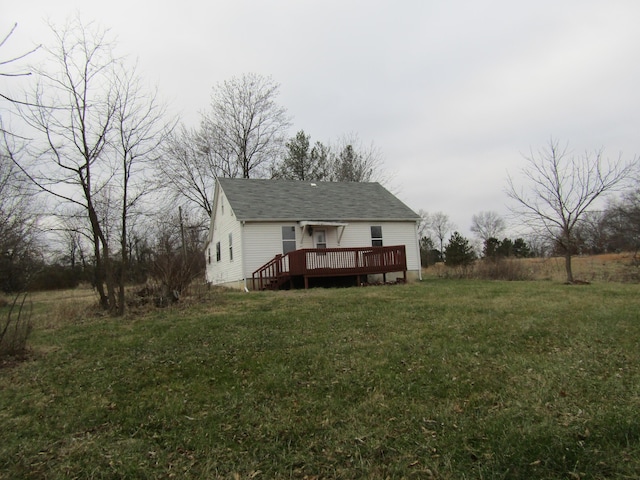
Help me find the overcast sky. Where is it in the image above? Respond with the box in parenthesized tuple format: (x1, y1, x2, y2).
(4, 1, 640, 237)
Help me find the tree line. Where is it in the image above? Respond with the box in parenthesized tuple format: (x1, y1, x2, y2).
(419, 146, 639, 278)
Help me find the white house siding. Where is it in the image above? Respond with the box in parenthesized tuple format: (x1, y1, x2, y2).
(332, 221, 420, 281)
(205, 189, 244, 286)
(242, 222, 299, 279)
(333, 221, 421, 272)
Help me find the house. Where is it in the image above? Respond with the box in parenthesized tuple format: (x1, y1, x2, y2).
(205, 178, 422, 290)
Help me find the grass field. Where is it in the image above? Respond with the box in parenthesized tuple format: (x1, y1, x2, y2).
(1, 271, 640, 478)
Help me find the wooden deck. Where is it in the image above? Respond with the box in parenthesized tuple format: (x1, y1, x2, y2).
(252, 245, 408, 290)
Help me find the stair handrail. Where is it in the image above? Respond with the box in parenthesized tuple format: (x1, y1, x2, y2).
(252, 252, 291, 290)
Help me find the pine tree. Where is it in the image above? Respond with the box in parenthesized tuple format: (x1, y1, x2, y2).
(444, 232, 476, 266)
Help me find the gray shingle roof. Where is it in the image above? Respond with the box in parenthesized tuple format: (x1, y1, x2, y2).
(217, 178, 420, 222)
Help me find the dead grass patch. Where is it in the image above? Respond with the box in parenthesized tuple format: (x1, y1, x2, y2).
(27, 287, 102, 330)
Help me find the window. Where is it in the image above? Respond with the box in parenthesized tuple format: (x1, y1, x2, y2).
(228, 233, 233, 261)
(371, 226, 383, 247)
(216, 241, 221, 262)
(282, 226, 296, 254)
(207, 248, 211, 264)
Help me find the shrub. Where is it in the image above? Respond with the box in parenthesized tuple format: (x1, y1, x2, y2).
(28, 264, 82, 291)
(0, 293, 33, 358)
(438, 258, 533, 281)
(473, 258, 533, 281)
(621, 258, 640, 283)
(137, 250, 205, 307)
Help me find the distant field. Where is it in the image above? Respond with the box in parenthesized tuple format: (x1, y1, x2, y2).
(1, 269, 639, 478)
(424, 252, 639, 283)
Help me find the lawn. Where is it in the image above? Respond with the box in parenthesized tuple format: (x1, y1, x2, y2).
(1, 279, 639, 479)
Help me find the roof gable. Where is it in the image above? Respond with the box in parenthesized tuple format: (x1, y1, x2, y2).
(217, 178, 420, 221)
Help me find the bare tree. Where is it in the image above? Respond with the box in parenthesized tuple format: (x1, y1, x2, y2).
(12, 17, 168, 314)
(470, 211, 506, 242)
(202, 73, 291, 179)
(112, 65, 172, 314)
(158, 73, 290, 219)
(525, 232, 552, 258)
(144, 209, 205, 305)
(429, 212, 456, 260)
(417, 209, 431, 240)
(0, 129, 41, 292)
(53, 208, 92, 276)
(156, 124, 220, 219)
(574, 210, 608, 254)
(604, 186, 640, 258)
(14, 18, 120, 310)
(417, 210, 441, 264)
(507, 138, 637, 283)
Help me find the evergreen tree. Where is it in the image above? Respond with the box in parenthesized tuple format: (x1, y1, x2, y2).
(333, 144, 369, 182)
(444, 231, 476, 266)
(277, 130, 310, 180)
(419, 236, 440, 266)
(497, 238, 513, 257)
(275, 130, 332, 181)
(512, 238, 532, 258)
(482, 237, 501, 259)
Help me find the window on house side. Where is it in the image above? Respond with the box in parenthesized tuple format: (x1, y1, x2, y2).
(371, 226, 383, 247)
(282, 226, 296, 254)
(229, 233, 233, 261)
(216, 241, 221, 262)
(208, 248, 211, 264)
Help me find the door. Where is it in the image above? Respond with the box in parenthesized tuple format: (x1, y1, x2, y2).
(313, 229, 327, 249)
(312, 229, 328, 268)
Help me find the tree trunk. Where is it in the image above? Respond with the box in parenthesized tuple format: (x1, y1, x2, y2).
(88, 201, 118, 313)
(103, 246, 118, 314)
(92, 232, 109, 310)
(564, 253, 574, 284)
(562, 229, 574, 284)
(118, 204, 127, 317)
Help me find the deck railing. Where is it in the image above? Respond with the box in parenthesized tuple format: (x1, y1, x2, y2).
(252, 245, 407, 290)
